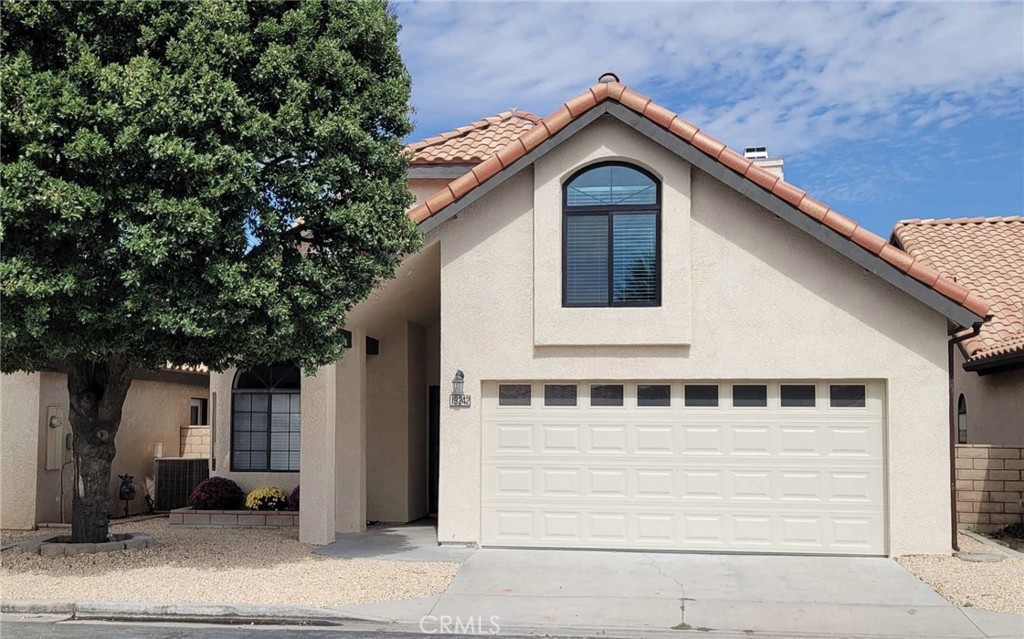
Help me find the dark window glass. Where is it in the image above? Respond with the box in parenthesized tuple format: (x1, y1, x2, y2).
(781, 385, 816, 407)
(957, 394, 967, 444)
(637, 384, 671, 407)
(830, 385, 866, 408)
(612, 214, 658, 304)
(564, 164, 660, 308)
(733, 385, 767, 407)
(232, 366, 300, 472)
(591, 384, 624, 406)
(498, 384, 531, 406)
(684, 385, 719, 407)
(565, 215, 609, 306)
(544, 384, 577, 407)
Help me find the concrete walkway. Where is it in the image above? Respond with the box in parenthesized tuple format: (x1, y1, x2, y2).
(333, 546, 1021, 637)
(308, 522, 1023, 637)
(313, 520, 474, 563)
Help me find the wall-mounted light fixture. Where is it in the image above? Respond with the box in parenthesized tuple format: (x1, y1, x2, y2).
(450, 370, 470, 408)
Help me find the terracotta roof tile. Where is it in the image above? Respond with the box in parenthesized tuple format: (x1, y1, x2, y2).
(406, 81, 992, 323)
(893, 217, 1024, 362)
(406, 110, 540, 165)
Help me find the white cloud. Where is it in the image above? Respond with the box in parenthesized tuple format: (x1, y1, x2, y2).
(396, 1, 1024, 157)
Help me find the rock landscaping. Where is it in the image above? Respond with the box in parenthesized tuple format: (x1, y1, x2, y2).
(898, 532, 1024, 615)
(1, 516, 459, 608)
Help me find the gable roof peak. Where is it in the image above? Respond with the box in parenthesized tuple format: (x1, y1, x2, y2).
(407, 80, 990, 324)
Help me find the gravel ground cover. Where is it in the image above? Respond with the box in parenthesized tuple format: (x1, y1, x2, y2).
(897, 533, 1024, 615)
(1, 517, 459, 608)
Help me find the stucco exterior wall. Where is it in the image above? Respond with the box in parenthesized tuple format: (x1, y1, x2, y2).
(952, 349, 1024, 445)
(2, 371, 206, 527)
(409, 178, 456, 206)
(365, 319, 430, 523)
(533, 119, 692, 345)
(433, 116, 951, 556)
(1, 373, 42, 529)
(209, 369, 299, 494)
(366, 319, 412, 522)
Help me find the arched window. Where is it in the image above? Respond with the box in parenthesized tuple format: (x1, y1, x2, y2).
(232, 364, 301, 472)
(563, 162, 661, 307)
(957, 394, 968, 444)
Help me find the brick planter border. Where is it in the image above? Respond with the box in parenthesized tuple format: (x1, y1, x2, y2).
(9, 532, 153, 556)
(169, 507, 298, 528)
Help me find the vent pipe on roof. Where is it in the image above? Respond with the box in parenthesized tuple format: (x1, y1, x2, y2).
(598, 72, 620, 84)
(744, 146, 784, 180)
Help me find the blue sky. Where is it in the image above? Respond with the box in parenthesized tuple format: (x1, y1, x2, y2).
(395, 1, 1023, 236)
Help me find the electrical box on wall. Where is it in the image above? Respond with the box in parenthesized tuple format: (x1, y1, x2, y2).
(45, 405, 67, 471)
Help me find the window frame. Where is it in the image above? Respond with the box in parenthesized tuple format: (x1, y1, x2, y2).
(231, 365, 301, 473)
(562, 162, 662, 308)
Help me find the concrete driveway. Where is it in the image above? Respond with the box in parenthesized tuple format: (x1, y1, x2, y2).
(323, 524, 1023, 638)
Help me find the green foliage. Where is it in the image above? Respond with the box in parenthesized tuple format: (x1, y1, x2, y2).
(1, 0, 419, 375)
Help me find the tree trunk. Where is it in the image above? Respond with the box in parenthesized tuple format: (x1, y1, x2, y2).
(66, 356, 133, 543)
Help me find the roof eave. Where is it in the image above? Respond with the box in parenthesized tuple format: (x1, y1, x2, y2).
(963, 350, 1024, 375)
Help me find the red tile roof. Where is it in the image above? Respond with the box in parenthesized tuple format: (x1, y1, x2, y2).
(893, 217, 1024, 364)
(406, 110, 540, 165)
(406, 81, 991, 321)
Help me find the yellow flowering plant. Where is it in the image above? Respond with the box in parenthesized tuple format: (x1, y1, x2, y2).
(245, 486, 289, 511)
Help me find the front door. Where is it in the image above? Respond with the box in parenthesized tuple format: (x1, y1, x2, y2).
(428, 385, 440, 514)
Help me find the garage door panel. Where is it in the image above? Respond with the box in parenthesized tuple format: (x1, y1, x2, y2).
(482, 381, 886, 555)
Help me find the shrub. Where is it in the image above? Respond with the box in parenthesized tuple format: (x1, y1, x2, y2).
(188, 477, 244, 510)
(245, 486, 289, 511)
(287, 486, 300, 511)
(996, 522, 1024, 539)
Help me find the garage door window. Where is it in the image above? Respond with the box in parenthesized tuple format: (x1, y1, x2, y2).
(733, 384, 767, 407)
(637, 384, 671, 407)
(830, 384, 866, 408)
(781, 384, 816, 407)
(684, 384, 718, 407)
(591, 384, 624, 406)
(545, 384, 577, 406)
(499, 384, 531, 406)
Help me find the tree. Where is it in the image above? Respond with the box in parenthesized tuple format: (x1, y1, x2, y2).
(1, 0, 419, 542)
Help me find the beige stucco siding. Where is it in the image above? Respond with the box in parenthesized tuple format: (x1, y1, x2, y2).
(433, 117, 951, 556)
(1, 373, 42, 529)
(366, 319, 412, 522)
(2, 371, 206, 527)
(953, 349, 1024, 445)
(533, 119, 693, 345)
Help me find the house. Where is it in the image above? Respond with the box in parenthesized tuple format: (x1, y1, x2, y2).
(207, 75, 993, 556)
(891, 217, 1024, 532)
(0, 366, 210, 529)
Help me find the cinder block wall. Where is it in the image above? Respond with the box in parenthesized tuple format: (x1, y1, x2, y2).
(179, 426, 211, 458)
(955, 445, 1024, 533)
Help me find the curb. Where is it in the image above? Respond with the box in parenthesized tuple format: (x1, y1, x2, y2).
(1, 599, 388, 626)
(961, 530, 1024, 560)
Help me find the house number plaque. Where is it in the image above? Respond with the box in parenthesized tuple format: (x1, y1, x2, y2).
(450, 370, 471, 408)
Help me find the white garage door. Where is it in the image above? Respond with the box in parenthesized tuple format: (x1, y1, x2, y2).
(482, 381, 886, 555)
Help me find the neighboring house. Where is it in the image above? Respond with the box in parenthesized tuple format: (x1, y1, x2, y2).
(0, 366, 210, 529)
(893, 217, 1024, 445)
(892, 217, 1024, 532)
(202, 75, 991, 557)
